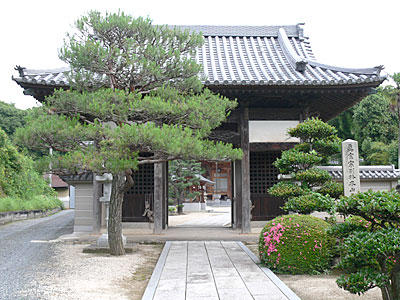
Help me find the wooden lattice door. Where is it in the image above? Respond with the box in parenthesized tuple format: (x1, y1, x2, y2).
(122, 164, 154, 222)
(250, 151, 285, 220)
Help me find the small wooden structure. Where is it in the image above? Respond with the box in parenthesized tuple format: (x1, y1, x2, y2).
(13, 24, 385, 233)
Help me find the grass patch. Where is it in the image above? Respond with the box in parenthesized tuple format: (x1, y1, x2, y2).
(0, 195, 63, 212)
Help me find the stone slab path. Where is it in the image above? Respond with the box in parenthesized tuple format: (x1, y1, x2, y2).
(142, 241, 300, 300)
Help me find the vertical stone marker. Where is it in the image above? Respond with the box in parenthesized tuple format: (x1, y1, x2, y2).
(342, 139, 361, 196)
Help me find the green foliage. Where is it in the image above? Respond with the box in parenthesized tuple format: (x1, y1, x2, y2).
(337, 229, 400, 296)
(15, 11, 242, 254)
(361, 138, 398, 166)
(336, 190, 400, 229)
(284, 193, 335, 215)
(169, 160, 203, 209)
(258, 215, 334, 274)
(353, 93, 398, 145)
(294, 168, 331, 186)
(328, 108, 355, 140)
(334, 190, 400, 298)
(269, 118, 342, 214)
(16, 11, 242, 177)
(0, 101, 27, 136)
(0, 128, 55, 200)
(0, 195, 63, 212)
(268, 181, 305, 199)
(318, 181, 344, 199)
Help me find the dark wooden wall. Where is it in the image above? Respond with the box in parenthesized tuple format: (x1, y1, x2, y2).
(122, 163, 154, 222)
(250, 151, 286, 221)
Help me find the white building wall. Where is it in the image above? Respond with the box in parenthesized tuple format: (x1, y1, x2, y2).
(249, 121, 299, 143)
(73, 183, 94, 232)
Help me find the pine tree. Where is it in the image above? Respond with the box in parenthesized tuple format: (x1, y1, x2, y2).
(15, 11, 242, 255)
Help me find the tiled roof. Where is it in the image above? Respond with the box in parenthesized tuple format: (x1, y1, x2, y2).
(12, 24, 385, 88)
(319, 165, 400, 180)
(60, 172, 93, 184)
(51, 175, 69, 188)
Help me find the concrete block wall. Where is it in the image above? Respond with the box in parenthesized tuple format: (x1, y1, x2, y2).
(73, 183, 94, 232)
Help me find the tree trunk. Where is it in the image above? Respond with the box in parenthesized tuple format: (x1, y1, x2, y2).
(108, 172, 126, 256)
(177, 191, 184, 214)
(391, 268, 400, 300)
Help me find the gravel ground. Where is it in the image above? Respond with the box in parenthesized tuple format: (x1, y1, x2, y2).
(17, 243, 163, 300)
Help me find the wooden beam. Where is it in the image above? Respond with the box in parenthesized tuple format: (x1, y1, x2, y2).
(240, 107, 251, 233)
(154, 163, 163, 234)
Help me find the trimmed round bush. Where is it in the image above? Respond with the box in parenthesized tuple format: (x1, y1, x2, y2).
(259, 214, 334, 274)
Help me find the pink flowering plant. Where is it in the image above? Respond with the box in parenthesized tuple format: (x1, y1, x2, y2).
(259, 214, 334, 274)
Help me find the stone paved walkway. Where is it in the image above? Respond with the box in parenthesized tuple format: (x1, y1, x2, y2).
(142, 241, 299, 300)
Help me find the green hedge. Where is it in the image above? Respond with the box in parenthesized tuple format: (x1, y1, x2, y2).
(259, 214, 334, 274)
(0, 195, 63, 212)
(0, 128, 60, 213)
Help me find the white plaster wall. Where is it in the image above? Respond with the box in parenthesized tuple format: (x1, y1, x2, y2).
(249, 121, 300, 143)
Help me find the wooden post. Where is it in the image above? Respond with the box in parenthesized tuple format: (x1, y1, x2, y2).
(154, 163, 163, 234)
(241, 107, 251, 233)
(162, 162, 168, 230)
(234, 159, 242, 229)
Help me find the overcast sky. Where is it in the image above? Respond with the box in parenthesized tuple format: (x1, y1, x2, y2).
(1, 0, 399, 109)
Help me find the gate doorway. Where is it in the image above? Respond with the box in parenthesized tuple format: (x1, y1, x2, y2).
(167, 161, 233, 228)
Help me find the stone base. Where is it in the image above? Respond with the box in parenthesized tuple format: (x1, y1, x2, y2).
(96, 233, 127, 247)
(83, 242, 137, 254)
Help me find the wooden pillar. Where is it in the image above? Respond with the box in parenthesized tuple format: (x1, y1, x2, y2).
(240, 107, 251, 233)
(92, 175, 102, 232)
(154, 163, 163, 234)
(162, 162, 168, 230)
(233, 159, 242, 229)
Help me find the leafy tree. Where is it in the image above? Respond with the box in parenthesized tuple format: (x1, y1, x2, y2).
(0, 101, 27, 136)
(15, 11, 242, 255)
(361, 138, 398, 166)
(328, 107, 355, 140)
(332, 190, 400, 300)
(0, 128, 54, 199)
(269, 118, 342, 214)
(380, 73, 400, 168)
(168, 160, 203, 213)
(353, 93, 398, 145)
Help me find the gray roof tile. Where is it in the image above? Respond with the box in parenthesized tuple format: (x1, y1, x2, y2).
(319, 165, 400, 180)
(12, 24, 385, 87)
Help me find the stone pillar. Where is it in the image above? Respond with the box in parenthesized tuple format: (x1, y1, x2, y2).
(240, 107, 251, 233)
(342, 139, 361, 196)
(154, 163, 163, 234)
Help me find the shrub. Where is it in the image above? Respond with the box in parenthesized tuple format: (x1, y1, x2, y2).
(269, 118, 342, 215)
(0, 128, 55, 199)
(0, 195, 63, 212)
(259, 214, 334, 274)
(333, 190, 400, 299)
